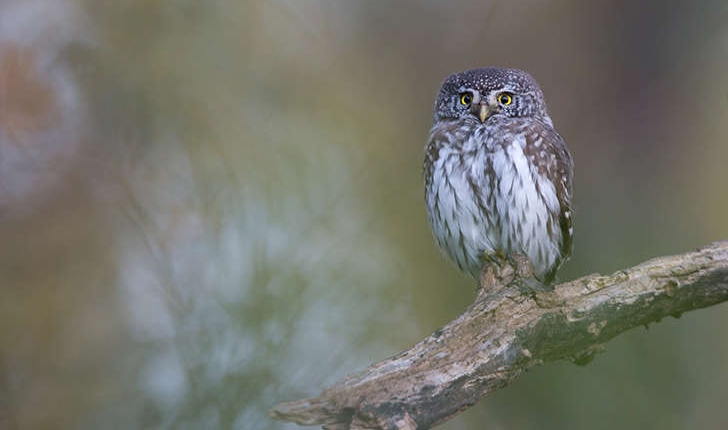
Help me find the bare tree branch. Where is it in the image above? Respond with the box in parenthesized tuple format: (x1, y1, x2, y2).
(270, 241, 728, 430)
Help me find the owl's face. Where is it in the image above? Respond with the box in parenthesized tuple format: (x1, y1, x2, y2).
(433, 68, 549, 124)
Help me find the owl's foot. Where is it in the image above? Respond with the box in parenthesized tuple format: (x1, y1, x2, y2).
(504, 253, 531, 278)
(478, 253, 506, 295)
(481, 250, 510, 267)
(478, 252, 552, 296)
(508, 253, 554, 293)
(477, 251, 515, 294)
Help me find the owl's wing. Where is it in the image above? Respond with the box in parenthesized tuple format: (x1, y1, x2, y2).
(553, 132, 574, 260)
(423, 124, 452, 191)
(525, 122, 574, 282)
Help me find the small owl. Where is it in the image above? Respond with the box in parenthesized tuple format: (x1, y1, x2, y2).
(424, 68, 573, 284)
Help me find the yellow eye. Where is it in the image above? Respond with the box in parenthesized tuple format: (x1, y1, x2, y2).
(459, 92, 473, 105)
(497, 93, 513, 105)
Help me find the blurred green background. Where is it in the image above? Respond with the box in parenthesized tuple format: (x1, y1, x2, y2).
(1, 1, 727, 429)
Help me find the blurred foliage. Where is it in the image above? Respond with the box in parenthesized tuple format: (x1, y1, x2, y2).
(1, 1, 727, 429)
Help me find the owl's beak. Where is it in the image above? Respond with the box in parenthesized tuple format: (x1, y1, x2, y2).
(477, 103, 491, 123)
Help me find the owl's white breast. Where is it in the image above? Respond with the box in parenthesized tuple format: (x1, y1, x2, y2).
(491, 135, 561, 277)
(426, 135, 495, 276)
(426, 128, 562, 279)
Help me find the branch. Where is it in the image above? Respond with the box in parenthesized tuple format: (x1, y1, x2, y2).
(270, 241, 728, 430)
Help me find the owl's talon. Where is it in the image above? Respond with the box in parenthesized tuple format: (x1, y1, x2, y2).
(481, 251, 503, 265)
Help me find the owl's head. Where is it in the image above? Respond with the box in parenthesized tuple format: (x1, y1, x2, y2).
(433, 67, 550, 124)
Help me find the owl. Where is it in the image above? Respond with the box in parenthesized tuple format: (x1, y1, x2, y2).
(423, 68, 573, 284)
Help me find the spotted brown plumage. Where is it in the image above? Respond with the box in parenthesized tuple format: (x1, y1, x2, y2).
(424, 68, 573, 284)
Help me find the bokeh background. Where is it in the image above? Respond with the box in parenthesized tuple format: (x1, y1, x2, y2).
(1, 1, 727, 429)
